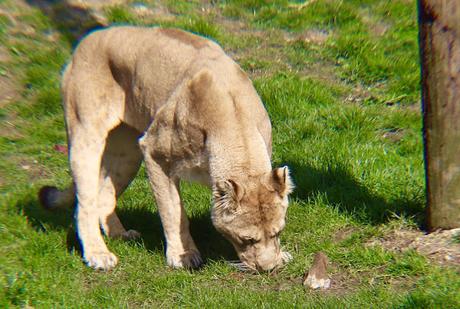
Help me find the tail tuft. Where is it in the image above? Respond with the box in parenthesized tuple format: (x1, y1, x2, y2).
(39, 186, 59, 210)
(38, 185, 75, 210)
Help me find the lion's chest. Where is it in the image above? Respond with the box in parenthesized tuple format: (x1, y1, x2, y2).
(174, 154, 211, 186)
(147, 104, 211, 186)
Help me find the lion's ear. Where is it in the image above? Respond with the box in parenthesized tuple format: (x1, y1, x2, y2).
(271, 166, 294, 197)
(213, 179, 245, 211)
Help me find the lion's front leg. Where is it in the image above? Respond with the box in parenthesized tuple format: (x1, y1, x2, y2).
(141, 150, 202, 269)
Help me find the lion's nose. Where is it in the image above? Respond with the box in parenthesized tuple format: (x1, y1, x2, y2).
(255, 254, 282, 271)
(255, 263, 275, 271)
(255, 260, 282, 271)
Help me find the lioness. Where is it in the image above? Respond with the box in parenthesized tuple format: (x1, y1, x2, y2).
(39, 26, 293, 272)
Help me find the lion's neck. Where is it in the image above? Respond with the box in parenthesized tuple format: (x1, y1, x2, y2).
(207, 128, 271, 183)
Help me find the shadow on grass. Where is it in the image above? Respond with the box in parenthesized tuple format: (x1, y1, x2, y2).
(26, 0, 108, 46)
(16, 192, 236, 263)
(285, 161, 426, 228)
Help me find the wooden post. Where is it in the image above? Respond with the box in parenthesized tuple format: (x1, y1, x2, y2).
(419, 0, 460, 230)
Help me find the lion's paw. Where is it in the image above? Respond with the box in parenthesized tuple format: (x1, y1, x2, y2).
(121, 229, 141, 240)
(85, 251, 118, 271)
(167, 249, 203, 269)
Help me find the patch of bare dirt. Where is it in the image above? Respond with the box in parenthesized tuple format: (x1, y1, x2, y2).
(284, 29, 330, 45)
(317, 263, 418, 297)
(359, 9, 390, 37)
(274, 251, 376, 296)
(227, 31, 293, 79)
(0, 46, 20, 108)
(16, 157, 52, 182)
(271, 269, 360, 296)
(367, 228, 460, 267)
(217, 17, 247, 34)
(0, 73, 19, 107)
(25, 0, 126, 40)
(302, 262, 382, 296)
(0, 5, 23, 143)
(403, 102, 422, 114)
(128, 2, 176, 22)
(381, 128, 405, 143)
(0, 45, 11, 63)
(323, 266, 361, 296)
(0, 117, 23, 140)
(212, 5, 338, 83)
(0, 11, 23, 138)
(333, 226, 358, 243)
(343, 83, 374, 105)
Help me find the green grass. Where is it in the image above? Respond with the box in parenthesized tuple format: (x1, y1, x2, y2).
(1, 0, 459, 307)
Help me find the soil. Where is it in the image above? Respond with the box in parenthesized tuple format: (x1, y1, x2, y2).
(367, 228, 460, 267)
(0, 24, 22, 140)
(332, 226, 358, 243)
(0, 75, 18, 106)
(0, 46, 19, 108)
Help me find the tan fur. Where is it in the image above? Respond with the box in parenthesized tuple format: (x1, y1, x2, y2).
(159, 28, 209, 49)
(54, 26, 293, 271)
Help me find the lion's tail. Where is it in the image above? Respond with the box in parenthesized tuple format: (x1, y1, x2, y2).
(38, 185, 75, 210)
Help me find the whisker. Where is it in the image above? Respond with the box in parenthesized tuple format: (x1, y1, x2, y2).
(227, 261, 256, 272)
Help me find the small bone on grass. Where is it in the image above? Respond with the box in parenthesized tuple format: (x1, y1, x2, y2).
(303, 251, 331, 290)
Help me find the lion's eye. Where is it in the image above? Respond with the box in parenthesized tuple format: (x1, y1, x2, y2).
(240, 236, 258, 245)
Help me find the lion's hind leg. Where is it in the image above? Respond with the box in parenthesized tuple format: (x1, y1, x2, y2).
(65, 67, 126, 270)
(70, 125, 119, 271)
(98, 123, 143, 240)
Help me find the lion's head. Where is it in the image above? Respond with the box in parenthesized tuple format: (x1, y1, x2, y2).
(211, 166, 294, 271)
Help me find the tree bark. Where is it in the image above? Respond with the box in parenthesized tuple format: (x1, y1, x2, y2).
(419, 0, 460, 231)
